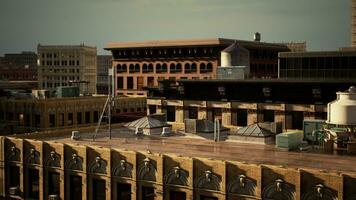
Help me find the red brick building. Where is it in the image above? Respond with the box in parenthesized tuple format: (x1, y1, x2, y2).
(105, 38, 290, 96)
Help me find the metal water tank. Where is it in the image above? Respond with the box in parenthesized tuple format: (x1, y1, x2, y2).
(327, 86, 356, 125)
(221, 51, 231, 67)
(254, 32, 261, 42)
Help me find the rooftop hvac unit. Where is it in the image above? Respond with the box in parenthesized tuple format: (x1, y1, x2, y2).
(71, 131, 81, 140)
(9, 186, 19, 195)
(48, 194, 60, 200)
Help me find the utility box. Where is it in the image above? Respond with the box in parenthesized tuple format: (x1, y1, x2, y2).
(303, 119, 325, 142)
(276, 131, 303, 150)
(56, 86, 80, 98)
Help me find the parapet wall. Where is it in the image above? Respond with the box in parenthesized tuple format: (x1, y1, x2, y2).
(1, 136, 356, 200)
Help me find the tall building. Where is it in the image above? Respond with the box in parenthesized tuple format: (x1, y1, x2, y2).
(96, 55, 112, 94)
(352, 0, 356, 46)
(37, 44, 97, 95)
(105, 38, 290, 96)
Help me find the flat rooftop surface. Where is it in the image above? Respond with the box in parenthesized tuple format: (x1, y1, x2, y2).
(42, 130, 356, 174)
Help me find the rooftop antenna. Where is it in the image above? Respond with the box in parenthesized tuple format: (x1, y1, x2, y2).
(94, 66, 115, 140)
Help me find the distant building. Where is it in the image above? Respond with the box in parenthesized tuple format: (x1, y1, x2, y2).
(280, 42, 307, 52)
(105, 38, 290, 96)
(278, 51, 356, 79)
(96, 55, 112, 94)
(0, 95, 146, 134)
(0, 52, 37, 81)
(37, 44, 97, 95)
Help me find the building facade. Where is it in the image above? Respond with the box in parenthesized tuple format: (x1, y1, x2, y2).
(0, 136, 356, 200)
(278, 51, 356, 80)
(97, 55, 112, 94)
(146, 80, 356, 131)
(0, 96, 146, 134)
(37, 44, 97, 95)
(0, 52, 37, 81)
(105, 38, 289, 96)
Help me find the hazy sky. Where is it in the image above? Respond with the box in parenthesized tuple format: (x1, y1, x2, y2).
(0, 0, 351, 55)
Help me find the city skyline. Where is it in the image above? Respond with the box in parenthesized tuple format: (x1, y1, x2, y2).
(0, 0, 351, 55)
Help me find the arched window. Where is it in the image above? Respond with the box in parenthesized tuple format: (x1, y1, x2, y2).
(148, 64, 153, 72)
(134, 64, 140, 72)
(170, 63, 176, 73)
(191, 63, 197, 72)
(206, 63, 213, 72)
(142, 64, 148, 73)
(129, 64, 135, 73)
(176, 63, 182, 72)
(199, 63, 206, 73)
(156, 63, 162, 73)
(162, 63, 167, 72)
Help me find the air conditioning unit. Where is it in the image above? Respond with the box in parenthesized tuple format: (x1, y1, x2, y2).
(9, 186, 19, 195)
(48, 194, 60, 200)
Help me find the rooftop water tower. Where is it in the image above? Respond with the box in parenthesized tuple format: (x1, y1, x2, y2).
(254, 32, 261, 42)
(327, 86, 356, 126)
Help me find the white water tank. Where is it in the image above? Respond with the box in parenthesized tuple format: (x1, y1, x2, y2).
(221, 51, 232, 67)
(327, 86, 356, 125)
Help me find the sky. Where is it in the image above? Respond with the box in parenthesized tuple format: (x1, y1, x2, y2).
(0, 0, 351, 55)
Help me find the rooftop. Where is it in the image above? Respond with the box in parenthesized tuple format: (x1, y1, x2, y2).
(34, 128, 356, 174)
(105, 38, 289, 50)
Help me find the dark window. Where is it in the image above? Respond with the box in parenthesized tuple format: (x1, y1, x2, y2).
(117, 183, 131, 200)
(49, 114, 56, 127)
(147, 77, 154, 87)
(8, 166, 20, 188)
(263, 110, 275, 122)
(127, 77, 134, 89)
(291, 111, 304, 130)
(142, 186, 155, 200)
(77, 112, 82, 125)
(48, 172, 60, 195)
(315, 112, 327, 120)
(236, 109, 248, 126)
(70, 175, 82, 200)
(59, 113, 64, 126)
(117, 77, 124, 89)
(34, 114, 41, 128)
(68, 113, 73, 126)
(27, 168, 39, 199)
(93, 111, 99, 123)
(149, 105, 156, 115)
(93, 179, 106, 200)
(200, 196, 218, 200)
(212, 108, 222, 122)
(166, 106, 176, 122)
(170, 191, 186, 200)
(85, 112, 91, 124)
(188, 107, 198, 119)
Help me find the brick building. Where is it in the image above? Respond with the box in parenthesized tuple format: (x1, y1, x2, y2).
(0, 52, 37, 81)
(105, 38, 290, 96)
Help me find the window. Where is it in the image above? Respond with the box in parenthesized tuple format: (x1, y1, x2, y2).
(48, 172, 60, 196)
(77, 112, 82, 125)
(137, 77, 144, 90)
(117, 64, 127, 73)
(236, 109, 247, 126)
(147, 77, 154, 87)
(59, 113, 64, 126)
(166, 106, 176, 122)
(212, 108, 222, 122)
(70, 175, 82, 200)
(93, 111, 99, 123)
(127, 77, 134, 89)
(117, 77, 124, 89)
(142, 186, 155, 200)
(263, 110, 275, 122)
(49, 114, 56, 127)
(149, 105, 156, 115)
(117, 183, 131, 200)
(27, 168, 39, 199)
(93, 179, 106, 200)
(68, 113, 73, 126)
(188, 107, 198, 119)
(170, 191, 186, 200)
(291, 111, 304, 130)
(85, 112, 91, 124)
(8, 166, 20, 189)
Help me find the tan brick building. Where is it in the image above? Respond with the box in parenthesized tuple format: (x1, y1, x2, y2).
(37, 44, 97, 95)
(0, 133, 356, 200)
